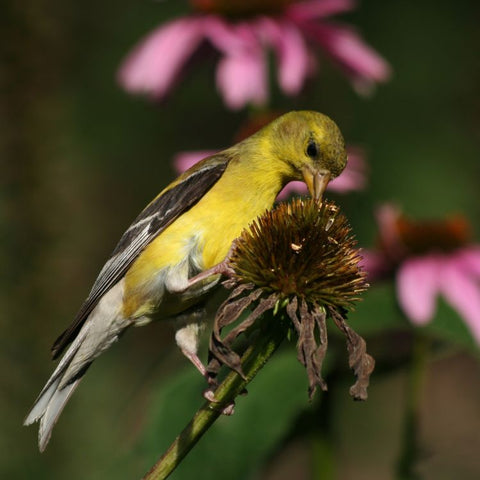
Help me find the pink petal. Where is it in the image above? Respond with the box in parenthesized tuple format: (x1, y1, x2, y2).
(454, 246, 480, 277)
(329, 147, 367, 192)
(287, 0, 355, 21)
(200, 19, 268, 109)
(216, 44, 268, 109)
(202, 15, 250, 54)
(256, 18, 310, 95)
(359, 249, 390, 281)
(117, 17, 205, 97)
(173, 150, 219, 173)
(396, 255, 441, 325)
(277, 181, 308, 200)
(303, 23, 391, 88)
(439, 257, 480, 344)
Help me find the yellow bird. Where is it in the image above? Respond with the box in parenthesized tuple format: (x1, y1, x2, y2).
(24, 111, 347, 451)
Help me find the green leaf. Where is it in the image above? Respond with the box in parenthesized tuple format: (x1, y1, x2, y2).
(347, 282, 479, 353)
(422, 297, 478, 352)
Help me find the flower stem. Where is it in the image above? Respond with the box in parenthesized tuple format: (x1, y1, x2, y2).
(142, 313, 287, 480)
(395, 333, 430, 480)
(311, 389, 336, 480)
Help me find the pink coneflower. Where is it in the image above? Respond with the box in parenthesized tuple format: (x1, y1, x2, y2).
(362, 205, 480, 344)
(118, 0, 391, 109)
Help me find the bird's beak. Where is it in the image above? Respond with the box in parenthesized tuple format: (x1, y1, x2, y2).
(302, 167, 331, 201)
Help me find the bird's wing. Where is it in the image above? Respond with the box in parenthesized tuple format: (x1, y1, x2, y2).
(51, 153, 229, 359)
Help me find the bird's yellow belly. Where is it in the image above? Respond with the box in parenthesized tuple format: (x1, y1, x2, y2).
(122, 176, 279, 320)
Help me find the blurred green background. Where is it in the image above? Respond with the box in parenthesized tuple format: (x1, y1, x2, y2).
(2, 0, 479, 478)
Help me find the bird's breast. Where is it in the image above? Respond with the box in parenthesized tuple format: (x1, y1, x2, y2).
(123, 159, 284, 320)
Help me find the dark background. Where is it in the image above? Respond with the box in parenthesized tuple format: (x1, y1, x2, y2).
(2, 1, 479, 478)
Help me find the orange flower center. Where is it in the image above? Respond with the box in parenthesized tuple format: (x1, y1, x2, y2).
(395, 215, 471, 255)
(190, 0, 294, 17)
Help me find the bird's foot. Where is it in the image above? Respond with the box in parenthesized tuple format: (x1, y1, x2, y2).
(203, 388, 235, 415)
(178, 238, 240, 292)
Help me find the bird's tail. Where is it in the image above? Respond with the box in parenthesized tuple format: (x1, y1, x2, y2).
(23, 323, 93, 451)
(24, 292, 127, 451)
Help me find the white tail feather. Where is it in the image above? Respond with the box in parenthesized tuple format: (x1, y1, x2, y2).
(38, 379, 81, 452)
(24, 323, 91, 426)
(24, 280, 126, 451)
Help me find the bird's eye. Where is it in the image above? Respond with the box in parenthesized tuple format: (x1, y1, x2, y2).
(306, 140, 318, 158)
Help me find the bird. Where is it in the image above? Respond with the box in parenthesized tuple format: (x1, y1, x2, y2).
(24, 110, 348, 451)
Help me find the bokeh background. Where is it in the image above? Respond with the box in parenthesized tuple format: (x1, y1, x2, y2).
(2, 0, 479, 479)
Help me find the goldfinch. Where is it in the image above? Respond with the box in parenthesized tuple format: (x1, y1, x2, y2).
(24, 110, 348, 451)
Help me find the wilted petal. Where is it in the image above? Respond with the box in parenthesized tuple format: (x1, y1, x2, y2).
(118, 17, 205, 97)
(173, 150, 218, 173)
(304, 23, 391, 89)
(257, 18, 310, 95)
(397, 255, 441, 325)
(287, 0, 355, 21)
(439, 257, 480, 344)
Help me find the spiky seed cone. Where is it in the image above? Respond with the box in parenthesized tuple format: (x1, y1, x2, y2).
(229, 198, 368, 311)
(208, 198, 374, 401)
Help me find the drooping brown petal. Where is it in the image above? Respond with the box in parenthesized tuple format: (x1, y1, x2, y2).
(208, 287, 263, 378)
(208, 334, 243, 381)
(287, 298, 328, 398)
(223, 295, 279, 346)
(329, 306, 375, 400)
(286, 296, 300, 330)
(312, 302, 329, 393)
(214, 284, 261, 332)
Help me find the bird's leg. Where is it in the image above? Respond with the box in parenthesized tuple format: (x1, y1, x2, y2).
(174, 239, 239, 294)
(192, 238, 239, 284)
(175, 331, 218, 390)
(175, 321, 234, 415)
(181, 348, 236, 414)
(175, 322, 210, 375)
(180, 347, 208, 376)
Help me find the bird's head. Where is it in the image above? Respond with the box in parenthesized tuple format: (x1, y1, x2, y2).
(269, 111, 348, 200)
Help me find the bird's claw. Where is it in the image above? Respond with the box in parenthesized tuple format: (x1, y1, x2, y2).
(221, 403, 235, 415)
(203, 388, 235, 415)
(203, 388, 217, 402)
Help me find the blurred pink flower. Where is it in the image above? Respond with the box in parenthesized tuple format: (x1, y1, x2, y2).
(174, 150, 219, 173)
(173, 145, 366, 196)
(362, 205, 480, 344)
(118, 0, 391, 109)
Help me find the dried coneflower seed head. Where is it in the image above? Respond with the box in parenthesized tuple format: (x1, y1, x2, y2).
(230, 198, 368, 311)
(207, 198, 374, 402)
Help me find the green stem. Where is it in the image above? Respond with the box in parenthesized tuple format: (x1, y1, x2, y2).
(311, 390, 336, 480)
(142, 314, 287, 480)
(395, 333, 430, 480)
